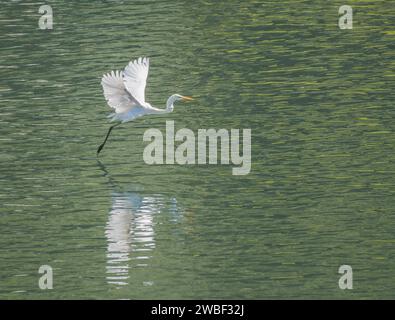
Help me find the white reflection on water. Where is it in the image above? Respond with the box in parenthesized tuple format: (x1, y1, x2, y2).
(98, 161, 182, 286)
(105, 192, 160, 286)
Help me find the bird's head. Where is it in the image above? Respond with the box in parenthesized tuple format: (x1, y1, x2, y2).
(166, 94, 194, 111)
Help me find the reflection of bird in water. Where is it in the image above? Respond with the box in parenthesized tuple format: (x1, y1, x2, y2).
(97, 160, 182, 287)
(105, 193, 159, 286)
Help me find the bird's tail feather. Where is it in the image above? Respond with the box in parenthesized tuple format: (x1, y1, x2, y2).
(108, 113, 124, 122)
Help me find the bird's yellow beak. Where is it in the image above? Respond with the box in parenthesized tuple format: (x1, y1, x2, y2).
(181, 96, 194, 102)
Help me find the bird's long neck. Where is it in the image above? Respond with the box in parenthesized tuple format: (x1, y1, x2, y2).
(165, 95, 177, 113)
(149, 95, 176, 114)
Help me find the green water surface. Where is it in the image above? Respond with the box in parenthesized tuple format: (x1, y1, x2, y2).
(0, 0, 394, 299)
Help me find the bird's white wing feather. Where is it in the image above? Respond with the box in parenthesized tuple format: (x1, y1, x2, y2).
(123, 57, 150, 105)
(101, 70, 139, 113)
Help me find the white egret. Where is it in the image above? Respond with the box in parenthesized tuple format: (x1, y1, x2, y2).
(97, 57, 193, 155)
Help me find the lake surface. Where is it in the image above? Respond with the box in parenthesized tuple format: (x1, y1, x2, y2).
(0, 0, 394, 299)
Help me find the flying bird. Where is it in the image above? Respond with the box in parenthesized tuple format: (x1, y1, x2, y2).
(97, 57, 193, 155)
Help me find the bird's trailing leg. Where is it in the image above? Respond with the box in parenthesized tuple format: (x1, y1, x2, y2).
(97, 123, 120, 156)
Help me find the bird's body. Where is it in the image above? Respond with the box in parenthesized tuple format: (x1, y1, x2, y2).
(97, 57, 192, 155)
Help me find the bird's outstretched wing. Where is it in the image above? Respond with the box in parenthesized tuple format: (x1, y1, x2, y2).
(123, 57, 150, 105)
(101, 70, 139, 113)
